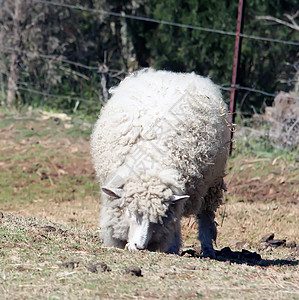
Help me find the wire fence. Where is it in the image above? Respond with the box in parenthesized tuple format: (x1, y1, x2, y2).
(1, 0, 299, 114)
(0, 46, 286, 109)
(27, 0, 299, 46)
(0, 45, 280, 98)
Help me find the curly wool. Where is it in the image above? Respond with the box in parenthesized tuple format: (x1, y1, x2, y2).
(90, 68, 230, 243)
(124, 177, 173, 223)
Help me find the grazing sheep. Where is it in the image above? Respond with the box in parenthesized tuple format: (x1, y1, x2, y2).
(90, 68, 231, 258)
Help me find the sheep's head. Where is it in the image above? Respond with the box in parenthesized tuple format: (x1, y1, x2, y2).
(101, 186, 189, 252)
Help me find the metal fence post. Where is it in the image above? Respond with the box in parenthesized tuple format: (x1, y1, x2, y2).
(229, 0, 245, 154)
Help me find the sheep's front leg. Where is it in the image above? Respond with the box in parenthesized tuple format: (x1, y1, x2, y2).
(197, 210, 217, 258)
(167, 229, 182, 254)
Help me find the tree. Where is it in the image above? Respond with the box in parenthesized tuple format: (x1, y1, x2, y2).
(257, 10, 299, 93)
(127, 0, 299, 113)
(0, 0, 130, 112)
(0, 0, 80, 108)
(6, 0, 22, 107)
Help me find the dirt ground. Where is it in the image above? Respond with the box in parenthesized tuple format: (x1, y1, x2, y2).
(0, 111, 298, 299)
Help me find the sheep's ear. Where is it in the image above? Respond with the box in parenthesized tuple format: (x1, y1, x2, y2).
(170, 195, 189, 203)
(102, 186, 123, 198)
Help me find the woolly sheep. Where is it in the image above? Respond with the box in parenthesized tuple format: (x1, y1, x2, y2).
(90, 68, 231, 258)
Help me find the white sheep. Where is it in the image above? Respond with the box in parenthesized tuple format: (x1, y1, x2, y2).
(90, 68, 231, 258)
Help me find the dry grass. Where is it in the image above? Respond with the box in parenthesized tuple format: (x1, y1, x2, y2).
(1, 213, 298, 300)
(0, 110, 298, 299)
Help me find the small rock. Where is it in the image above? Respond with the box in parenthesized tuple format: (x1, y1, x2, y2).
(58, 261, 79, 269)
(86, 262, 111, 273)
(124, 266, 143, 277)
(16, 266, 26, 272)
(41, 226, 56, 232)
(97, 262, 111, 272)
(260, 233, 275, 243)
(86, 264, 98, 273)
(285, 241, 296, 248)
(267, 239, 286, 247)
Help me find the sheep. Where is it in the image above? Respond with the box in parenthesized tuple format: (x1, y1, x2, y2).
(90, 68, 231, 258)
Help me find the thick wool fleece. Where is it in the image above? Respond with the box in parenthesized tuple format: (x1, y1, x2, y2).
(90, 68, 230, 244)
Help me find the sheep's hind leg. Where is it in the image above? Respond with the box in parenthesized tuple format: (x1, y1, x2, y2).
(197, 210, 217, 259)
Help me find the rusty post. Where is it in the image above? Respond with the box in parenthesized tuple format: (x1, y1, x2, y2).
(229, 0, 245, 154)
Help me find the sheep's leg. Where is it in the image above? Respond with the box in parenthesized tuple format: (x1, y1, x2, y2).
(197, 210, 217, 259)
(167, 229, 182, 254)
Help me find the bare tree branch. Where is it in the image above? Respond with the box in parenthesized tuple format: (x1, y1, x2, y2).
(257, 12, 299, 31)
(284, 10, 299, 29)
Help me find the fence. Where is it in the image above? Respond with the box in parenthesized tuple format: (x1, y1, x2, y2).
(1, 0, 298, 115)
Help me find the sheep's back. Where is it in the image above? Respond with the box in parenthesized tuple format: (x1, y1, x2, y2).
(90, 69, 230, 199)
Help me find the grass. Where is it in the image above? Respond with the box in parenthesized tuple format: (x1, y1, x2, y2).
(1, 213, 298, 299)
(0, 108, 298, 299)
(0, 144, 98, 208)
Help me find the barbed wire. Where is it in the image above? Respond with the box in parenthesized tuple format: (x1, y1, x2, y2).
(0, 26, 296, 103)
(26, 0, 299, 46)
(15, 82, 286, 106)
(2, 46, 99, 71)
(1, 60, 294, 104)
(0, 45, 293, 100)
(16, 83, 299, 118)
(17, 86, 99, 104)
(1, 46, 127, 78)
(0, 49, 295, 104)
(231, 85, 277, 97)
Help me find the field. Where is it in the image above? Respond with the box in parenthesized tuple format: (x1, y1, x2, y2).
(0, 109, 298, 299)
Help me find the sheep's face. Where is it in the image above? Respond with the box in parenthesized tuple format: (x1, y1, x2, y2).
(125, 208, 152, 251)
(102, 186, 188, 252)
